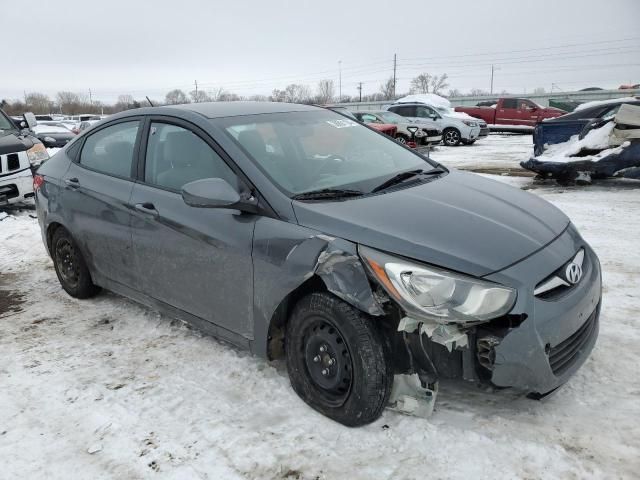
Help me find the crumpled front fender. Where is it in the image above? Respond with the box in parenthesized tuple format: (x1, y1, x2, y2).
(251, 217, 384, 358)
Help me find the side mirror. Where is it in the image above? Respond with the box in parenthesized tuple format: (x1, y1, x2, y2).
(23, 112, 37, 130)
(182, 178, 241, 208)
(181, 177, 259, 214)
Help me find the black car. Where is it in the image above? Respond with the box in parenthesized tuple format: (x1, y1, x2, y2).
(533, 98, 640, 155)
(32, 122, 76, 148)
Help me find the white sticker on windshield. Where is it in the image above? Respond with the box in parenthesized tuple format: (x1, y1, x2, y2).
(326, 119, 358, 128)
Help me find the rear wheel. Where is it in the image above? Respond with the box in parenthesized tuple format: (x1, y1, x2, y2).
(52, 228, 100, 299)
(443, 128, 462, 146)
(285, 293, 393, 427)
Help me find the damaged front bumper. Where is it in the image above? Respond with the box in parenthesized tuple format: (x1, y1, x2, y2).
(387, 224, 602, 417)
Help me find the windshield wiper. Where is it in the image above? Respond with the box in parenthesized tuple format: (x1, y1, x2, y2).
(371, 168, 445, 193)
(291, 188, 364, 201)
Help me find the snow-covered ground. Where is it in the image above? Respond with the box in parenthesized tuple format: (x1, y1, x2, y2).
(1, 136, 639, 479)
(429, 133, 534, 171)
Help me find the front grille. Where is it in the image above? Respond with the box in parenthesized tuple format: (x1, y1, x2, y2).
(7, 153, 20, 170)
(548, 307, 598, 376)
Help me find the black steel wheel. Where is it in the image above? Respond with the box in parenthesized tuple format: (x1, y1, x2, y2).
(286, 292, 393, 426)
(443, 128, 462, 146)
(52, 228, 100, 299)
(395, 134, 408, 144)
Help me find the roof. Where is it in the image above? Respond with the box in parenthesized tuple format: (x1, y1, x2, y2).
(170, 101, 320, 118)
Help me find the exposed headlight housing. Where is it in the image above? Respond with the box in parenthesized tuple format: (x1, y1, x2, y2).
(26, 143, 49, 166)
(359, 245, 516, 325)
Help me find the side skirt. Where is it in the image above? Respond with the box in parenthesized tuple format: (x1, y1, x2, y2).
(97, 276, 253, 352)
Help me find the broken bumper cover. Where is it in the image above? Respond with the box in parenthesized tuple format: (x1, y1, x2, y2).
(484, 227, 602, 396)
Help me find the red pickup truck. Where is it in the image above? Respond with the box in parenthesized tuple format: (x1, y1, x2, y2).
(455, 98, 565, 131)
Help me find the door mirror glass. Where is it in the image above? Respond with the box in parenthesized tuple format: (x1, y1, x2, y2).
(181, 178, 241, 208)
(23, 112, 37, 129)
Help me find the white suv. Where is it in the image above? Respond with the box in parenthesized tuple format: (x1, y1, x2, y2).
(0, 111, 49, 206)
(388, 96, 485, 146)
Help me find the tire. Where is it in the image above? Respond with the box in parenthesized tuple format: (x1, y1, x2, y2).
(52, 228, 101, 299)
(442, 128, 462, 146)
(395, 133, 408, 144)
(285, 292, 393, 427)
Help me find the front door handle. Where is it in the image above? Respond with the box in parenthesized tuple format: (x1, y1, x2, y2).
(64, 177, 80, 188)
(134, 202, 159, 216)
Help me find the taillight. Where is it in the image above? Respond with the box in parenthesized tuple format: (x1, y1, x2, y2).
(33, 174, 45, 192)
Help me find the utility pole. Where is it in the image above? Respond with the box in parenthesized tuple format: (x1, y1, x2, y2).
(393, 54, 397, 99)
(490, 65, 494, 95)
(89, 89, 93, 106)
(194, 80, 198, 99)
(357, 82, 363, 102)
(338, 61, 342, 102)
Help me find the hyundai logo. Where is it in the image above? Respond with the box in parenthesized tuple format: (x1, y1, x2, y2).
(565, 262, 583, 284)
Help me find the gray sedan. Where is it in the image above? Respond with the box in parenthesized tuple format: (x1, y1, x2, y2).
(34, 102, 601, 426)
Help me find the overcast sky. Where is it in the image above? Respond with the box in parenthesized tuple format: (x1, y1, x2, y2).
(3, 0, 640, 103)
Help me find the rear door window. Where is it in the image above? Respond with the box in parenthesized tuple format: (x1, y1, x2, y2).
(501, 98, 518, 109)
(390, 105, 417, 117)
(79, 121, 139, 179)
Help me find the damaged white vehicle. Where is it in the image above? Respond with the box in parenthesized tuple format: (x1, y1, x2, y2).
(1, 110, 49, 205)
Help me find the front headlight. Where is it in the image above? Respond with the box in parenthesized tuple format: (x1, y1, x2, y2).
(462, 120, 478, 127)
(360, 246, 516, 325)
(26, 143, 49, 166)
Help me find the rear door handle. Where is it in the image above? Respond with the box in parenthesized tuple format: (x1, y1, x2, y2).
(64, 177, 80, 188)
(134, 202, 159, 216)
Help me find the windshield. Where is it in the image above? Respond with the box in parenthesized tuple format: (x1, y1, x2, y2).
(220, 110, 436, 196)
(0, 110, 17, 134)
(378, 111, 407, 124)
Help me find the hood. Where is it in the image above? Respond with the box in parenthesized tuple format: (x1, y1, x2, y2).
(0, 132, 35, 155)
(292, 171, 569, 277)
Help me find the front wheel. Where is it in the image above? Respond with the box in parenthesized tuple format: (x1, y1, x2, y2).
(395, 133, 408, 144)
(442, 128, 462, 146)
(285, 293, 393, 427)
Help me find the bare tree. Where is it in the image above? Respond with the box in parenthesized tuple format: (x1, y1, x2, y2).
(379, 77, 396, 100)
(270, 89, 286, 102)
(447, 88, 462, 97)
(189, 90, 211, 103)
(533, 87, 546, 95)
(25, 92, 53, 114)
(283, 84, 312, 103)
(248, 94, 268, 102)
(430, 74, 449, 95)
(316, 79, 335, 104)
(56, 91, 82, 113)
(469, 88, 490, 96)
(165, 89, 189, 105)
(410, 73, 432, 94)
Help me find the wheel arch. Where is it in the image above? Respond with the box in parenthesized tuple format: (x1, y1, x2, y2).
(251, 230, 386, 360)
